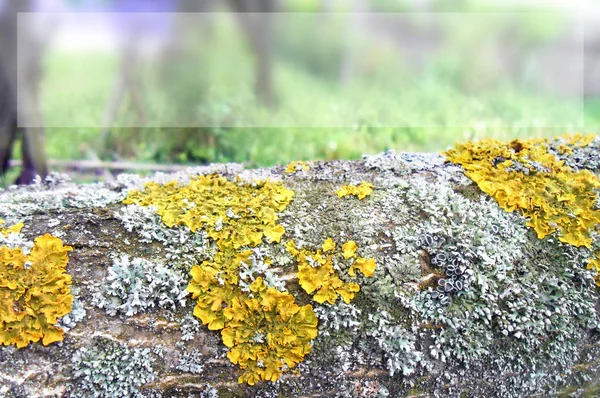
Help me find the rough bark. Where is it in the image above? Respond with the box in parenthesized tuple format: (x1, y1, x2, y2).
(0, 153, 598, 398)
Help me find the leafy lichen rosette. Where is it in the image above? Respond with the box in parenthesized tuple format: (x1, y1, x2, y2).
(1, 234, 73, 347)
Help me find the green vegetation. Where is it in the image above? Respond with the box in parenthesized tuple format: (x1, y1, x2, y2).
(34, 10, 598, 172)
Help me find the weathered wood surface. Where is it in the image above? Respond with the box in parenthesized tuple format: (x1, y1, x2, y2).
(0, 153, 598, 398)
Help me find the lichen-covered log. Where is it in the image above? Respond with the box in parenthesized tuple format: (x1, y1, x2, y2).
(0, 136, 599, 398)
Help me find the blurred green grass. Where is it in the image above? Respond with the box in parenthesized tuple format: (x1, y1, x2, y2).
(37, 10, 599, 169)
(40, 54, 596, 168)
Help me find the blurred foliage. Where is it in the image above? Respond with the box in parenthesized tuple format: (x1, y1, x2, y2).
(33, 5, 598, 171)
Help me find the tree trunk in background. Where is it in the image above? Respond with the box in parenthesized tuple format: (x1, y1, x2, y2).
(0, 64, 18, 175)
(339, 0, 368, 86)
(0, 1, 20, 178)
(585, 15, 600, 97)
(229, 0, 275, 107)
(0, 0, 48, 184)
(0, 154, 598, 397)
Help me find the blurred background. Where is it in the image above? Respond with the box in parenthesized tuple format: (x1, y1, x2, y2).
(0, 0, 598, 184)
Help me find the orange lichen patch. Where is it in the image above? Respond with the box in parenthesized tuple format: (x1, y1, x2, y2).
(0, 234, 73, 348)
(336, 181, 374, 200)
(188, 248, 249, 331)
(124, 174, 320, 384)
(349, 257, 376, 278)
(553, 133, 596, 155)
(587, 257, 600, 287)
(322, 238, 335, 253)
(221, 278, 317, 385)
(0, 220, 24, 237)
(445, 135, 600, 283)
(285, 161, 309, 174)
(288, 239, 376, 305)
(444, 136, 600, 248)
(342, 241, 358, 259)
(124, 174, 294, 249)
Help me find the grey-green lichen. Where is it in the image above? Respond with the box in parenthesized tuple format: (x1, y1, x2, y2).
(71, 338, 157, 397)
(0, 173, 126, 219)
(314, 301, 362, 336)
(58, 286, 87, 331)
(273, 148, 599, 396)
(366, 311, 422, 377)
(92, 254, 188, 316)
(197, 386, 219, 398)
(237, 247, 287, 292)
(174, 349, 205, 374)
(116, 203, 215, 271)
(1, 145, 598, 397)
(549, 135, 600, 172)
(0, 222, 33, 253)
(379, 176, 598, 394)
(179, 314, 201, 341)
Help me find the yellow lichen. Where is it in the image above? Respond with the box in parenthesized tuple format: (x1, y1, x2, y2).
(336, 181, 374, 200)
(587, 257, 600, 287)
(444, 135, 600, 283)
(349, 257, 376, 278)
(288, 239, 376, 305)
(188, 248, 250, 331)
(124, 174, 294, 248)
(445, 136, 600, 247)
(342, 240, 358, 259)
(322, 238, 335, 253)
(221, 277, 317, 385)
(554, 133, 595, 155)
(124, 174, 320, 384)
(0, 220, 24, 237)
(0, 234, 73, 348)
(285, 161, 309, 174)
